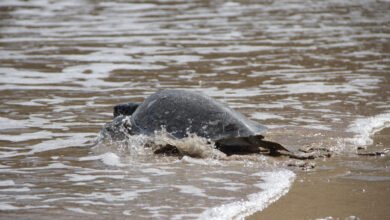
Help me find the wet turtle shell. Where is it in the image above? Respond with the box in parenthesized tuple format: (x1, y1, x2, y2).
(129, 90, 267, 141)
(108, 90, 287, 154)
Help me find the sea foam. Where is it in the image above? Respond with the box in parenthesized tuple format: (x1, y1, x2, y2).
(199, 170, 296, 220)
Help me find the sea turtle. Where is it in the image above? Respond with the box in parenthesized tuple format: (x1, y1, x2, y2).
(101, 90, 289, 155)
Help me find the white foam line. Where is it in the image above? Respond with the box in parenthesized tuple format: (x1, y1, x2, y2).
(0, 187, 30, 192)
(65, 207, 97, 215)
(79, 152, 124, 167)
(199, 170, 295, 220)
(172, 185, 207, 197)
(0, 203, 19, 211)
(347, 113, 390, 147)
(0, 180, 15, 186)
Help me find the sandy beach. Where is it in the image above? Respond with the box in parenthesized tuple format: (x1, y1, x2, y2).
(249, 128, 390, 220)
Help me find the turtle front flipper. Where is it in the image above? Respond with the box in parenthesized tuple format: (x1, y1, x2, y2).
(113, 102, 141, 118)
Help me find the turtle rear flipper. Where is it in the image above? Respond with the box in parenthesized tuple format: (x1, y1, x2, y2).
(247, 135, 290, 156)
(257, 139, 290, 156)
(113, 102, 140, 118)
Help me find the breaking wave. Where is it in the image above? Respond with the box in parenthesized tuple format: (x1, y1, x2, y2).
(200, 170, 296, 220)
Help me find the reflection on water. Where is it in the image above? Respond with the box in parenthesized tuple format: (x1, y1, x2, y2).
(0, 0, 389, 219)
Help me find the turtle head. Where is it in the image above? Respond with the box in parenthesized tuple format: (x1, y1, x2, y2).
(113, 102, 140, 118)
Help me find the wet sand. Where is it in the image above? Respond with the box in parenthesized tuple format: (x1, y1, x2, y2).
(249, 128, 390, 220)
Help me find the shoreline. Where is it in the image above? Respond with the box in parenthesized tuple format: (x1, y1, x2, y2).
(248, 127, 390, 220)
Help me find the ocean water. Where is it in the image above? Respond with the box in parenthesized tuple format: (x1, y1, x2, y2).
(0, 0, 389, 219)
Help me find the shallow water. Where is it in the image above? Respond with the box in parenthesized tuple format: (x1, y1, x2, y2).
(0, 0, 389, 219)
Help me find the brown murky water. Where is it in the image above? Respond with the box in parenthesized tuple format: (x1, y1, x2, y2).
(0, 0, 389, 219)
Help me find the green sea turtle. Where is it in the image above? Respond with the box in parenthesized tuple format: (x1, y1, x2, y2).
(101, 90, 288, 155)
